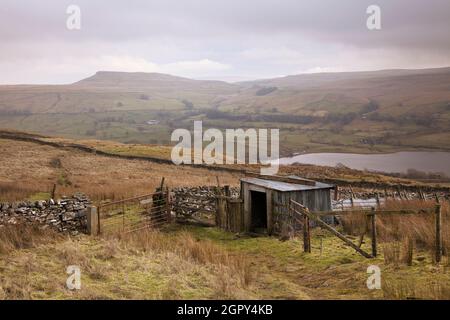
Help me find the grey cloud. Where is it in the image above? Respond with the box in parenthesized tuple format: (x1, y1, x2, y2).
(0, 0, 449, 83)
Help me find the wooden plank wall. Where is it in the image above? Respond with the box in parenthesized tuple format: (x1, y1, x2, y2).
(272, 189, 332, 234)
(227, 199, 244, 232)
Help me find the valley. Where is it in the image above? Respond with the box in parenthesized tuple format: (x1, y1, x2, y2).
(1, 68, 450, 155)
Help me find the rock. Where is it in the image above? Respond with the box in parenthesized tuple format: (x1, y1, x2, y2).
(171, 186, 239, 219)
(0, 192, 90, 234)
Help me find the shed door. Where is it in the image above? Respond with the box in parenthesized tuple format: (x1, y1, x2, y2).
(250, 190, 267, 230)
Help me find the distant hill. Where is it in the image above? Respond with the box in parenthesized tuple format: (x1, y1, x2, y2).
(230, 67, 450, 117)
(1, 67, 449, 116)
(0, 71, 238, 114)
(74, 71, 236, 91)
(0, 67, 449, 153)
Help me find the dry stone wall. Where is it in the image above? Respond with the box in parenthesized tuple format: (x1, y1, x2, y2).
(0, 193, 90, 234)
(171, 186, 239, 218)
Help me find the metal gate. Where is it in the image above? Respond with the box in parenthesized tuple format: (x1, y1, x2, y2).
(97, 190, 170, 234)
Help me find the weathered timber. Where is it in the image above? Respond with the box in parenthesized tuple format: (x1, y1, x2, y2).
(435, 204, 442, 263)
(334, 185, 339, 201)
(291, 200, 373, 258)
(311, 208, 434, 216)
(51, 183, 57, 200)
(371, 208, 377, 257)
(303, 214, 311, 253)
(245, 172, 316, 186)
(87, 206, 98, 235)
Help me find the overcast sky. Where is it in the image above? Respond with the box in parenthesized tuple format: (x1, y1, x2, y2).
(1, 0, 449, 84)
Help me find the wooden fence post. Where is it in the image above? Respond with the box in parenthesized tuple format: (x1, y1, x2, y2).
(51, 183, 57, 199)
(165, 187, 171, 223)
(87, 206, 98, 235)
(334, 186, 339, 201)
(215, 195, 227, 229)
(406, 237, 414, 266)
(303, 214, 311, 253)
(298, 204, 373, 258)
(370, 208, 377, 257)
(435, 204, 442, 263)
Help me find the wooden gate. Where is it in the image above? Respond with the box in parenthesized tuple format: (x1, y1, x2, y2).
(97, 190, 170, 235)
(216, 195, 244, 232)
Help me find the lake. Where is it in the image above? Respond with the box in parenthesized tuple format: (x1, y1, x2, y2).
(278, 151, 450, 176)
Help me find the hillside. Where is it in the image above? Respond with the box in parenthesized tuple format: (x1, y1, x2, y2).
(0, 136, 448, 300)
(0, 130, 447, 202)
(75, 71, 237, 91)
(0, 68, 449, 153)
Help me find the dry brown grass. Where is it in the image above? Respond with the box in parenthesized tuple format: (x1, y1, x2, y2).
(0, 181, 45, 202)
(0, 224, 61, 254)
(0, 138, 239, 202)
(382, 238, 414, 266)
(340, 199, 449, 264)
(117, 230, 253, 288)
(380, 200, 449, 255)
(340, 212, 368, 236)
(383, 277, 450, 300)
(0, 226, 254, 300)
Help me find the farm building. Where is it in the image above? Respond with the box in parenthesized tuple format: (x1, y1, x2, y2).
(239, 175, 334, 234)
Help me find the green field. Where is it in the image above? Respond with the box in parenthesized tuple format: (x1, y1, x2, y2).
(0, 110, 448, 156)
(1, 68, 450, 154)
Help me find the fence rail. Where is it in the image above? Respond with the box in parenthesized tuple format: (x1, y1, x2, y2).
(290, 199, 444, 261)
(290, 200, 374, 258)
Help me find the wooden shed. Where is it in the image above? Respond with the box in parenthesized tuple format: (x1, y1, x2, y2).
(240, 175, 334, 234)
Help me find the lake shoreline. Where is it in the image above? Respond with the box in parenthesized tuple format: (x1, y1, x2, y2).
(278, 151, 450, 176)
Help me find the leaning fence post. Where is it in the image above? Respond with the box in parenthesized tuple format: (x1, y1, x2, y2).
(435, 204, 442, 263)
(87, 206, 98, 235)
(370, 207, 377, 257)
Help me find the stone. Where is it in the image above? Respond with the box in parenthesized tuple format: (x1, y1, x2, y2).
(0, 192, 91, 234)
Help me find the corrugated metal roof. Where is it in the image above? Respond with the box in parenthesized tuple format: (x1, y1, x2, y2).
(240, 177, 334, 192)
